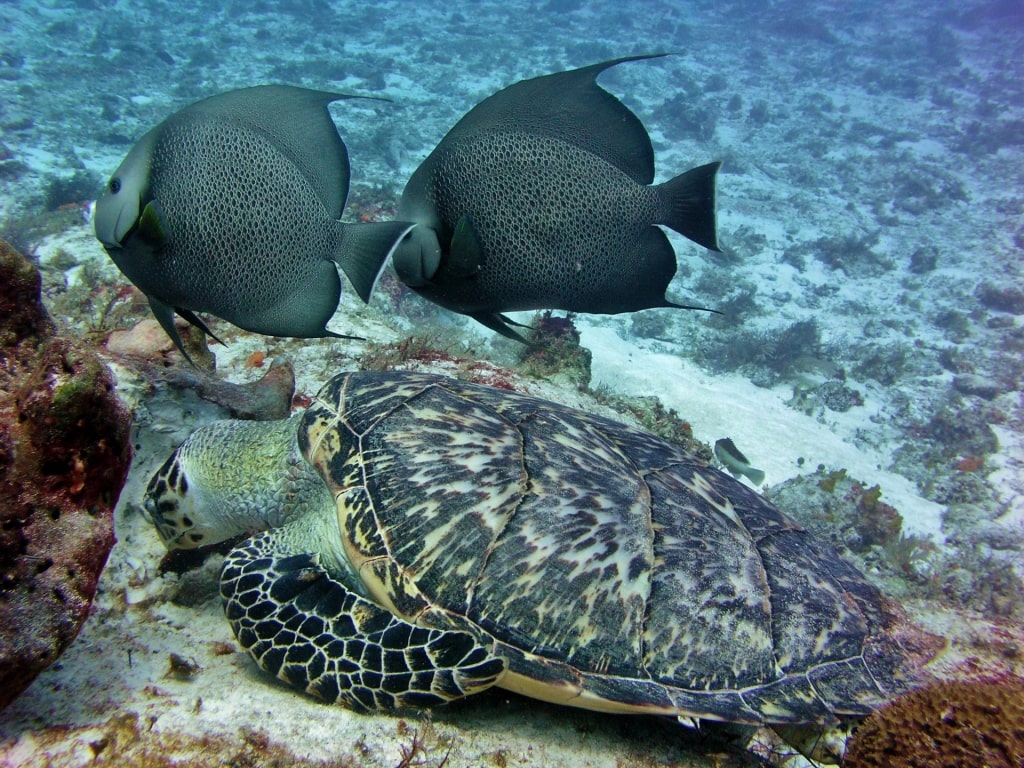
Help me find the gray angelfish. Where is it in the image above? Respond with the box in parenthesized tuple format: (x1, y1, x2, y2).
(714, 437, 766, 486)
(391, 54, 721, 342)
(94, 85, 412, 362)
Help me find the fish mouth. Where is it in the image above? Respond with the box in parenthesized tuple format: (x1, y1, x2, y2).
(94, 193, 142, 250)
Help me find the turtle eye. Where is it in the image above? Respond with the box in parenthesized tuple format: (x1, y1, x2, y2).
(108, 177, 122, 194)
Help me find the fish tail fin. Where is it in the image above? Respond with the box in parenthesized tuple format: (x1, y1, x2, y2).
(334, 221, 415, 303)
(745, 467, 766, 486)
(658, 160, 721, 252)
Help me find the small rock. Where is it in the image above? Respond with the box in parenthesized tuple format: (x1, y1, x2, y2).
(106, 317, 175, 357)
(976, 281, 1024, 314)
(952, 373, 1002, 400)
(908, 245, 939, 274)
(817, 379, 864, 412)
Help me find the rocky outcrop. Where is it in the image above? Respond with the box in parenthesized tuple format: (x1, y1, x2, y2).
(0, 238, 132, 710)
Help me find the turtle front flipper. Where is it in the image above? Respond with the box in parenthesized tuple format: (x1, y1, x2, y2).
(221, 531, 506, 711)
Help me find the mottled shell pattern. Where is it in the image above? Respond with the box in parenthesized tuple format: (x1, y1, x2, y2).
(297, 371, 904, 724)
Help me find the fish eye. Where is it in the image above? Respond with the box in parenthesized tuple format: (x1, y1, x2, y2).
(108, 177, 122, 194)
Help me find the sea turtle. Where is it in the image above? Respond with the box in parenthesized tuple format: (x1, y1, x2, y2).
(144, 370, 914, 726)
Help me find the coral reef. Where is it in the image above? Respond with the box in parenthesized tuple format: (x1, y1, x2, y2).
(808, 231, 894, 278)
(842, 676, 1024, 768)
(975, 281, 1024, 315)
(518, 311, 593, 389)
(587, 388, 712, 461)
(788, 379, 865, 416)
(41, 169, 101, 211)
(769, 460, 1024, 620)
(0, 238, 132, 709)
(359, 335, 521, 392)
(697, 318, 823, 386)
(766, 469, 920, 575)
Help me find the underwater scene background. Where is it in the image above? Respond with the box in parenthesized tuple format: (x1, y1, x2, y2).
(0, 0, 1022, 766)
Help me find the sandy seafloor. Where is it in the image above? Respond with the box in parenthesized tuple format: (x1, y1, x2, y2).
(1, 0, 1023, 766)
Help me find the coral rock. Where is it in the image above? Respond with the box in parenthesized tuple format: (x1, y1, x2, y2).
(518, 311, 593, 388)
(0, 238, 132, 710)
(843, 676, 1024, 768)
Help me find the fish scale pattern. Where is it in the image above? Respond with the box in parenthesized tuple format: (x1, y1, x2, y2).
(426, 132, 671, 313)
(147, 117, 336, 317)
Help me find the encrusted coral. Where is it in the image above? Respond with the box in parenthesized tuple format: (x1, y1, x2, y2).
(518, 311, 592, 389)
(842, 676, 1024, 768)
(0, 239, 133, 709)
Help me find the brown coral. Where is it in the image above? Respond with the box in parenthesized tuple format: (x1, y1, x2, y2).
(0, 238, 133, 709)
(842, 676, 1024, 767)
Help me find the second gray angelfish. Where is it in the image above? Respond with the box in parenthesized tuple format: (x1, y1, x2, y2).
(392, 54, 721, 342)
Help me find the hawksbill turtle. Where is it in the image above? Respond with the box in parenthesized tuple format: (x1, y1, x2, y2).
(143, 371, 916, 727)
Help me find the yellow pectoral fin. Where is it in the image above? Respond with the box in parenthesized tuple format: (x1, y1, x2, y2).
(137, 200, 168, 250)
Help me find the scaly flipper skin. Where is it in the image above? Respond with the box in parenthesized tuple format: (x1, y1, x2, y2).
(221, 530, 507, 711)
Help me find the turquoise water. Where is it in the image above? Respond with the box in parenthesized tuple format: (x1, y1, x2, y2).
(0, 1, 1022, 766)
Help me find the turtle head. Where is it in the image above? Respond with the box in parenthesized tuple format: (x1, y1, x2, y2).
(143, 417, 313, 550)
(144, 446, 232, 550)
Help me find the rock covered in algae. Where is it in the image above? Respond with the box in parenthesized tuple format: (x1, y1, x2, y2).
(0, 238, 132, 709)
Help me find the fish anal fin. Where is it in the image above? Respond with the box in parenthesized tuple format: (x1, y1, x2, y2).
(470, 312, 534, 344)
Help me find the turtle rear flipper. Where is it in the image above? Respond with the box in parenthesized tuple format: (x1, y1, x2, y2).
(221, 531, 506, 711)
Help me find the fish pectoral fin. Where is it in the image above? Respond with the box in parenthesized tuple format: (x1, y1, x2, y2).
(136, 200, 168, 251)
(470, 312, 534, 345)
(147, 295, 195, 365)
(391, 225, 442, 287)
(447, 215, 485, 279)
(335, 221, 415, 303)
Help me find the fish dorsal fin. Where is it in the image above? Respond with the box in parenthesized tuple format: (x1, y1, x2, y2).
(441, 54, 666, 185)
(178, 85, 371, 218)
(717, 437, 749, 464)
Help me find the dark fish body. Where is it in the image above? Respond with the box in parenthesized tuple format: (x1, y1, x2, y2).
(392, 55, 721, 341)
(94, 85, 410, 360)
